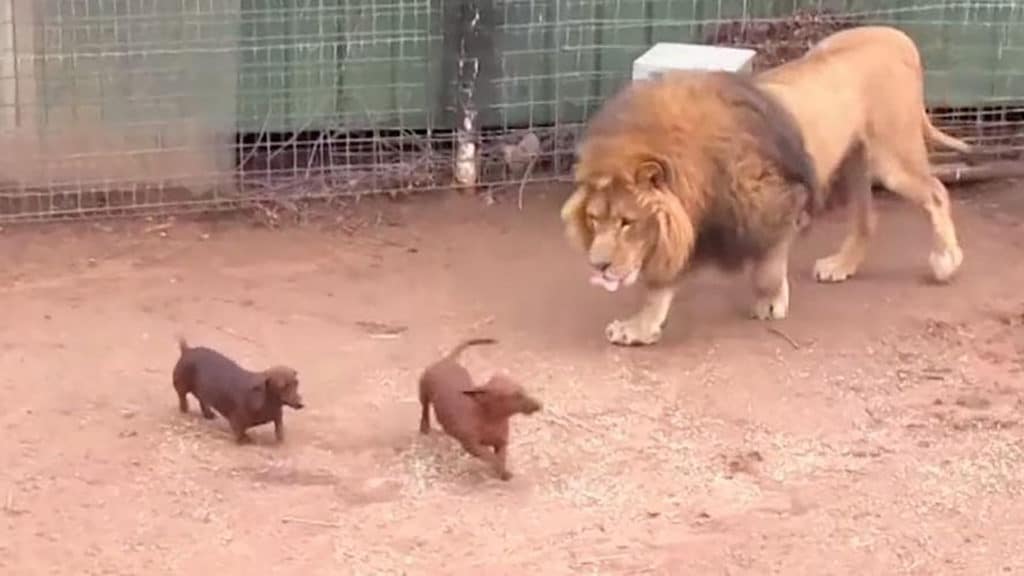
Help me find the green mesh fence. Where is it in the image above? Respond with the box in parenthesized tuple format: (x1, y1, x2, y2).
(1, 0, 1022, 222)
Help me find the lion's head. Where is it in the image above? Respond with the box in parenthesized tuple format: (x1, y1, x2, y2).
(560, 150, 695, 292)
(560, 70, 820, 293)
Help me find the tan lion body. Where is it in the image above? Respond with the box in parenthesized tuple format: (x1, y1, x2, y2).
(756, 26, 968, 285)
(561, 25, 970, 346)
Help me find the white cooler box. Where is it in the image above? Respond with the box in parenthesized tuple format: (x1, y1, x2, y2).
(632, 43, 757, 81)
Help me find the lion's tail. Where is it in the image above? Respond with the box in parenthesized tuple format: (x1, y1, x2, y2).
(444, 337, 498, 362)
(923, 112, 973, 155)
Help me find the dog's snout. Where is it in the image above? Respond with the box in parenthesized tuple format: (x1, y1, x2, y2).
(524, 397, 543, 413)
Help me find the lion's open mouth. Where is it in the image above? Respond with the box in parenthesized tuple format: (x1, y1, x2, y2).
(590, 273, 621, 292)
(589, 269, 639, 292)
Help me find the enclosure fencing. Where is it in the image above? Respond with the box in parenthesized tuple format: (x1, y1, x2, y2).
(1, 1, 1023, 223)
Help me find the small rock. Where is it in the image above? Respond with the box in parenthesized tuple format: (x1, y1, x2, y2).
(726, 450, 764, 476)
(955, 394, 991, 410)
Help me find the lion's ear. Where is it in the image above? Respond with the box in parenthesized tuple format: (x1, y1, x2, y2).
(635, 158, 671, 192)
(560, 186, 592, 251)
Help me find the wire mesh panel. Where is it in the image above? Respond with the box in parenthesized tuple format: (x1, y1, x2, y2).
(1, 0, 1022, 223)
(234, 1, 446, 207)
(0, 0, 242, 221)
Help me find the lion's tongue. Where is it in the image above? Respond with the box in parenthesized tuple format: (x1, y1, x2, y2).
(589, 273, 620, 292)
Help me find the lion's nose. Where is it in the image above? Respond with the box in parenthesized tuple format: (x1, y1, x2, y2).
(591, 261, 611, 273)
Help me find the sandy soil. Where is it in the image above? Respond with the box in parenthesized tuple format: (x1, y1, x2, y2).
(2, 182, 1024, 575)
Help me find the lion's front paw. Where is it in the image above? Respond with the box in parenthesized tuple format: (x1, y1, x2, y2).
(751, 279, 789, 321)
(605, 317, 662, 347)
(929, 245, 963, 283)
(813, 254, 858, 283)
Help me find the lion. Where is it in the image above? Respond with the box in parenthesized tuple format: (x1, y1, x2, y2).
(560, 25, 972, 347)
(560, 69, 820, 346)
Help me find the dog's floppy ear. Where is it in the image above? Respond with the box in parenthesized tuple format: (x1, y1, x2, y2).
(248, 380, 267, 412)
(462, 389, 492, 406)
(265, 367, 297, 389)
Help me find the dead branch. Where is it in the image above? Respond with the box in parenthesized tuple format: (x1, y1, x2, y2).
(517, 155, 538, 211)
(281, 516, 343, 529)
(214, 325, 260, 346)
(932, 160, 1024, 185)
(766, 326, 801, 350)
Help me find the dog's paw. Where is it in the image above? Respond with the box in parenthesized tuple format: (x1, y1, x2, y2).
(498, 470, 513, 481)
(751, 279, 789, 321)
(929, 245, 963, 283)
(605, 317, 662, 346)
(813, 254, 858, 283)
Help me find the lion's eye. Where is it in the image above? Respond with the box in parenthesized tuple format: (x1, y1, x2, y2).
(619, 217, 634, 229)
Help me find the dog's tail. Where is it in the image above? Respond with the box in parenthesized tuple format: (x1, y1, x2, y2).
(175, 334, 189, 354)
(923, 112, 974, 155)
(444, 337, 498, 362)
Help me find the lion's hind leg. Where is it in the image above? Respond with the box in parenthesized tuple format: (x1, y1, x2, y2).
(813, 143, 877, 283)
(875, 156, 963, 282)
(605, 286, 676, 346)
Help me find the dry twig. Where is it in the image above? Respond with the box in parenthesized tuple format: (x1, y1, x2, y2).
(766, 326, 801, 350)
(214, 325, 260, 346)
(932, 160, 1024, 185)
(517, 154, 538, 211)
(143, 220, 174, 234)
(281, 516, 343, 529)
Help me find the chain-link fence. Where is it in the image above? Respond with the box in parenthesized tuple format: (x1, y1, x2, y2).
(1, 1, 1023, 223)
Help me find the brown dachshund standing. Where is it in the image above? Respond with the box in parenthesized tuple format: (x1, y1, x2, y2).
(418, 337, 542, 481)
(172, 337, 304, 444)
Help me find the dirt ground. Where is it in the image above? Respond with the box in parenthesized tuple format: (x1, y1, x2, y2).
(2, 181, 1024, 575)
